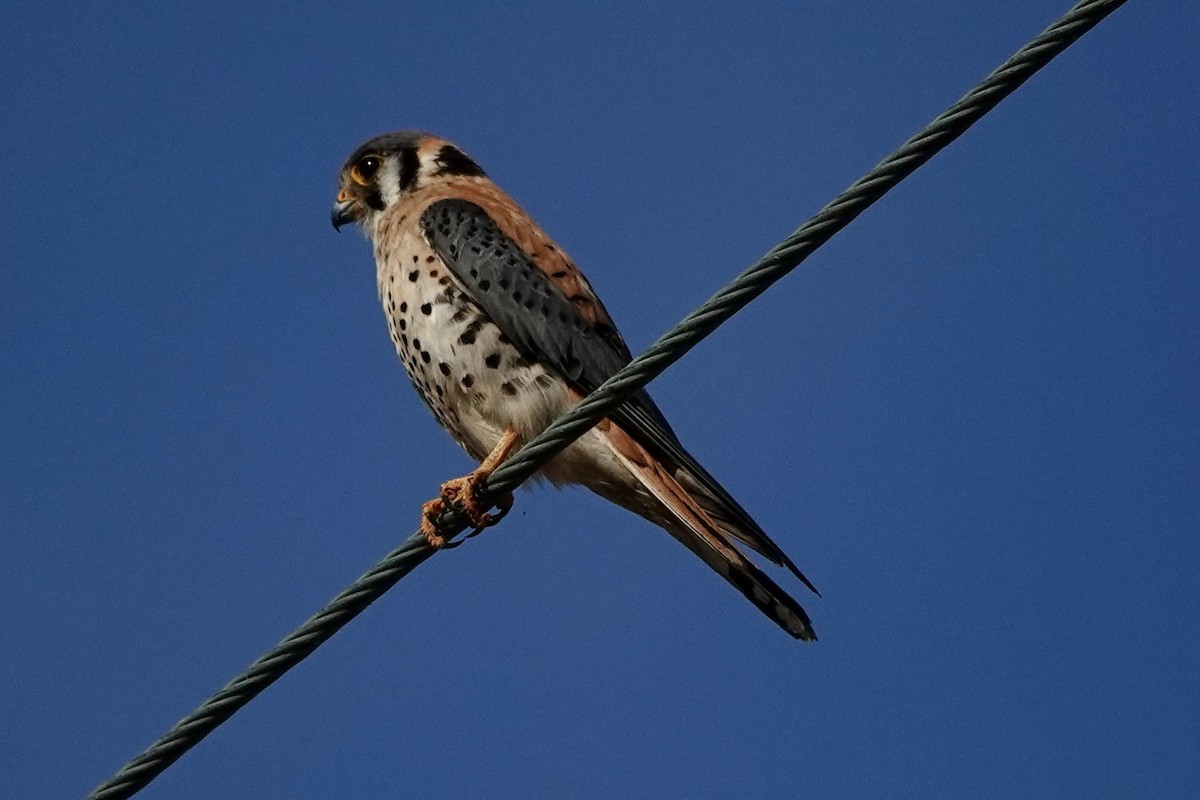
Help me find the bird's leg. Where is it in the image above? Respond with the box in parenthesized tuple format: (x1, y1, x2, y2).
(420, 427, 520, 548)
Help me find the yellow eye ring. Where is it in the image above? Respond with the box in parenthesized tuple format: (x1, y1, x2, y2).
(350, 155, 381, 185)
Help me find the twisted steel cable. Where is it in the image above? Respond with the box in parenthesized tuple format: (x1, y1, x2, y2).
(86, 1, 1129, 797)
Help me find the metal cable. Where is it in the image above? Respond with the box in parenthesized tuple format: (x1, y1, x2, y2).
(85, 1, 1129, 797)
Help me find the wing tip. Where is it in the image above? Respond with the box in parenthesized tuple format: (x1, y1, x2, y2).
(780, 553, 822, 598)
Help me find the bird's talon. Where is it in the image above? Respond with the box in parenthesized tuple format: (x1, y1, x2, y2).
(420, 498, 452, 549)
(421, 479, 511, 549)
(437, 473, 509, 530)
(488, 493, 514, 524)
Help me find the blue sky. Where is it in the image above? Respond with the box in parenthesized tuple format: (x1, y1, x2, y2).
(2, 2, 1197, 798)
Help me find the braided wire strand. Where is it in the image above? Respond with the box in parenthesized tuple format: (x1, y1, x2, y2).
(484, 0, 1128, 497)
(86, 1, 1128, 797)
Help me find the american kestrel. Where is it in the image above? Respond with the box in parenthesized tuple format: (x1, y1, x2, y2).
(332, 131, 817, 639)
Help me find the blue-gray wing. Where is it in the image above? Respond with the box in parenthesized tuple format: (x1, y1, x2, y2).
(420, 199, 814, 590)
(420, 198, 671, 428)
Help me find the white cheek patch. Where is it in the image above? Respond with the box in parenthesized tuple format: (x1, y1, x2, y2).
(379, 159, 403, 206)
(416, 146, 442, 180)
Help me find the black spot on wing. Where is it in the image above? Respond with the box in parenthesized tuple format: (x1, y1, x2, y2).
(420, 198, 675, 435)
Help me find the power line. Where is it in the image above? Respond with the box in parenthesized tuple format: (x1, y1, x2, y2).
(85, 2, 1131, 797)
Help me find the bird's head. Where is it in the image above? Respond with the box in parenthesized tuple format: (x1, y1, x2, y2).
(331, 130, 486, 232)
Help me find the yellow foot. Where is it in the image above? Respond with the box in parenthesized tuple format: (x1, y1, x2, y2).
(420, 497, 452, 548)
(419, 473, 515, 548)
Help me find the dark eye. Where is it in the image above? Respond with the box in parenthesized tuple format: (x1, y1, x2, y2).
(351, 155, 380, 185)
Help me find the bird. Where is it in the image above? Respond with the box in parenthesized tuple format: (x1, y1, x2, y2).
(332, 131, 818, 640)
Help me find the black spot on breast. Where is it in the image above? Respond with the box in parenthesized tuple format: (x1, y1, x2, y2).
(412, 255, 419, 263)
(408, 270, 419, 282)
(461, 374, 474, 388)
(498, 333, 512, 345)
(485, 353, 501, 369)
(438, 362, 451, 376)
(420, 303, 432, 315)
(412, 338, 421, 350)
(459, 329, 476, 345)
(399, 302, 407, 313)
(435, 385, 444, 397)
(400, 334, 409, 348)
(426, 255, 437, 264)
(501, 381, 518, 396)
(421, 351, 431, 364)
(479, 279, 490, 292)
(398, 318, 407, 331)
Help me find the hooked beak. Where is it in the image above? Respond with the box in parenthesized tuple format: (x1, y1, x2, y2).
(331, 189, 361, 231)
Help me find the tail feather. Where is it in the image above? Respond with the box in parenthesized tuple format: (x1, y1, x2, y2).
(614, 404, 819, 596)
(675, 469, 821, 596)
(593, 423, 816, 641)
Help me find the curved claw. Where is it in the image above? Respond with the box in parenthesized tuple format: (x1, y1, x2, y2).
(418, 428, 521, 550)
(419, 479, 515, 550)
(420, 498, 454, 548)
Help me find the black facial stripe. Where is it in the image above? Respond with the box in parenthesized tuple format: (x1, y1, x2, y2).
(365, 191, 386, 211)
(434, 145, 485, 177)
(399, 145, 421, 191)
